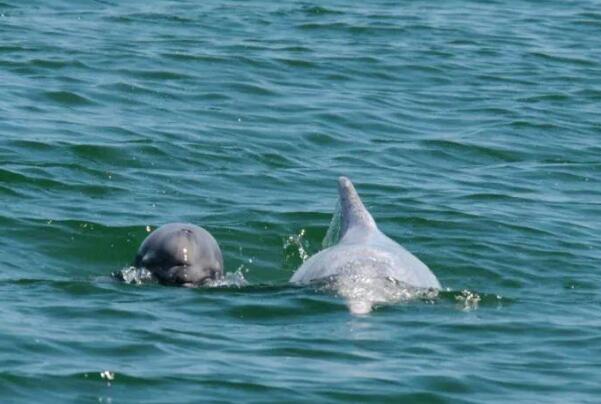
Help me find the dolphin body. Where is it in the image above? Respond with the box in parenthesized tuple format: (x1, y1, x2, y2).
(290, 177, 440, 313)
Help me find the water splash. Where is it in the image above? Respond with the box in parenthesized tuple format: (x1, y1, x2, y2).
(318, 274, 439, 315)
(284, 198, 340, 269)
(454, 289, 482, 311)
(205, 267, 248, 288)
(116, 266, 156, 285)
(283, 228, 310, 263)
(100, 370, 115, 387)
(114, 266, 247, 288)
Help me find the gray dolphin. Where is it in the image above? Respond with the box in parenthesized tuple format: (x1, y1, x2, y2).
(133, 223, 223, 286)
(290, 177, 440, 312)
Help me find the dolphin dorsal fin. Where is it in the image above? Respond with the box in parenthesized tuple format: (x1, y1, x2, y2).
(338, 177, 377, 238)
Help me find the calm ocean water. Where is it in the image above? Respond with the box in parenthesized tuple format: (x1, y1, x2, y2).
(1, 0, 600, 402)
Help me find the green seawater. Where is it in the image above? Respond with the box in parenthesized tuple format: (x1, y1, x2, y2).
(1, 0, 600, 402)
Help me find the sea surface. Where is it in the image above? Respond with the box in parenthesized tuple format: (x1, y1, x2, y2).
(1, 0, 600, 402)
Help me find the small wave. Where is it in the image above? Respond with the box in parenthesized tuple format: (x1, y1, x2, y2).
(43, 90, 95, 106)
(29, 58, 88, 70)
(105, 12, 194, 24)
(119, 68, 194, 81)
(301, 5, 344, 16)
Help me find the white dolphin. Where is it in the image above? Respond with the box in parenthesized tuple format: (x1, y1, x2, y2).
(290, 177, 440, 313)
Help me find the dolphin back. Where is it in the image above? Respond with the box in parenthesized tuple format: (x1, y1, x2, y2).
(338, 176, 377, 238)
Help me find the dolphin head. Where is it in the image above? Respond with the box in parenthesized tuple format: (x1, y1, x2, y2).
(133, 223, 224, 286)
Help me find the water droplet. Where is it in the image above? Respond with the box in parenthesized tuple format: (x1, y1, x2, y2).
(100, 370, 114, 381)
